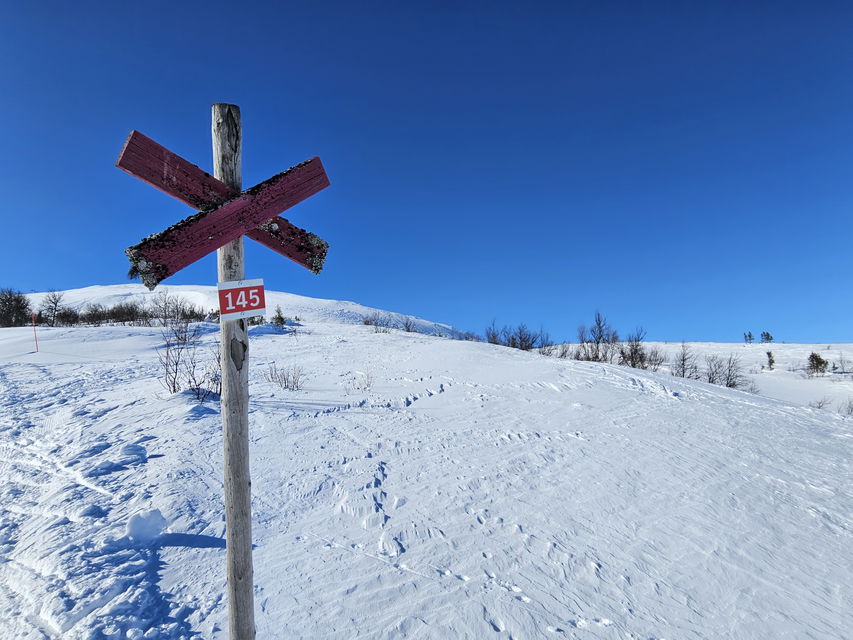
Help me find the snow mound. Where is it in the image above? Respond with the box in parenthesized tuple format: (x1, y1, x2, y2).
(126, 510, 167, 544)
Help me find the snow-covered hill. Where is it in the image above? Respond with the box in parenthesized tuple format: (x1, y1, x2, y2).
(0, 286, 850, 639)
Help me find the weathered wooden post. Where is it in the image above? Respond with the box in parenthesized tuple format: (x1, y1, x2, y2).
(212, 103, 255, 639)
(116, 105, 330, 640)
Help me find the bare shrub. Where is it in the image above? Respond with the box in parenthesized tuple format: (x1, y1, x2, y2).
(722, 354, 745, 389)
(809, 397, 832, 410)
(485, 321, 501, 345)
(705, 354, 725, 385)
(39, 291, 65, 327)
(182, 341, 222, 402)
(575, 312, 619, 362)
(363, 312, 392, 333)
(836, 352, 849, 374)
(839, 398, 853, 417)
(157, 320, 201, 393)
(264, 364, 304, 391)
(150, 291, 204, 327)
(110, 300, 149, 325)
(55, 306, 80, 326)
(671, 342, 700, 379)
(618, 328, 648, 369)
(82, 303, 107, 326)
(503, 323, 538, 350)
(400, 317, 417, 332)
(557, 343, 573, 359)
(647, 347, 666, 372)
(156, 318, 219, 400)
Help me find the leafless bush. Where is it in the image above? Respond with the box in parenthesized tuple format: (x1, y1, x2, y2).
(618, 328, 648, 369)
(157, 321, 199, 393)
(39, 291, 65, 327)
(363, 312, 392, 333)
(264, 363, 305, 391)
(81, 303, 107, 326)
(182, 342, 222, 401)
(722, 354, 745, 389)
(839, 398, 853, 417)
(647, 347, 666, 372)
(150, 291, 205, 327)
(575, 312, 619, 362)
(705, 354, 725, 385)
(400, 317, 417, 332)
(501, 323, 537, 350)
(55, 306, 80, 326)
(485, 321, 501, 344)
(485, 321, 550, 351)
(671, 342, 700, 379)
(157, 320, 219, 400)
(809, 397, 832, 410)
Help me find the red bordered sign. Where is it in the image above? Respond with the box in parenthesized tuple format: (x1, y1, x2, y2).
(218, 278, 266, 321)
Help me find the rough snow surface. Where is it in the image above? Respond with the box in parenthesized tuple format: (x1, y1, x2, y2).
(0, 285, 850, 639)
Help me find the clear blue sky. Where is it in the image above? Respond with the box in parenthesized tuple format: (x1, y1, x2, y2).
(2, 2, 852, 342)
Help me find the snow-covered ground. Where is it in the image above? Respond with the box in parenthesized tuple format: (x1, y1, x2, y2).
(0, 285, 850, 639)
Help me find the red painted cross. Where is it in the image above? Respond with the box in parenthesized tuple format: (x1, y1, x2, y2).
(117, 130, 330, 289)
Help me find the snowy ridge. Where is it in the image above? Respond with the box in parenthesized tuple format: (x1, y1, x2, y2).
(25, 284, 466, 339)
(0, 286, 850, 639)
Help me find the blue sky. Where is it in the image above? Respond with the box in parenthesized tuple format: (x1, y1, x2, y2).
(2, 2, 852, 342)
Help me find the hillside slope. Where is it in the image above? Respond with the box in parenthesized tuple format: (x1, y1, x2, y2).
(0, 286, 850, 639)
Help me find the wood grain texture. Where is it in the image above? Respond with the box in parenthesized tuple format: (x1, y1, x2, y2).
(213, 103, 256, 640)
(126, 156, 329, 289)
(118, 130, 329, 276)
(117, 130, 232, 209)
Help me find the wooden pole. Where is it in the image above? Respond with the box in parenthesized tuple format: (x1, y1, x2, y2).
(213, 103, 256, 640)
(31, 312, 39, 353)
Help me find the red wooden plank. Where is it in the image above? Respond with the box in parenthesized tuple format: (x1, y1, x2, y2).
(117, 130, 233, 210)
(118, 130, 330, 276)
(246, 219, 328, 274)
(126, 157, 330, 289)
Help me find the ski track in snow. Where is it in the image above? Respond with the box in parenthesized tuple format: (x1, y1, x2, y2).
(0, 284, 850, 639)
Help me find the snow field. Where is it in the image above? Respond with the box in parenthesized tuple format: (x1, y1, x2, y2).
(0, 285, 850, 639)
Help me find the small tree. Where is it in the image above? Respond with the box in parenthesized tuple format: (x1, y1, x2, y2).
(671, 342, 700, 379)
(744, 331, 754, 344)
(271, 305, 286, 327)
(647, 346, 666, 372)
(618, 328, 648, 369)
(705, 354, 725, 385)
(0, 289, 32, 327)
(55, 306, 80, 326)
(82, 303, 107, 326)
(766, 351, 775, 371)
(760, 331, 774, 343)
(485, 321, 500, 345)
(807, 352, 829, 376)
(39, 290, 65, 327)
(722, 354, 745, 388)
(576, 312, 619, 362)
